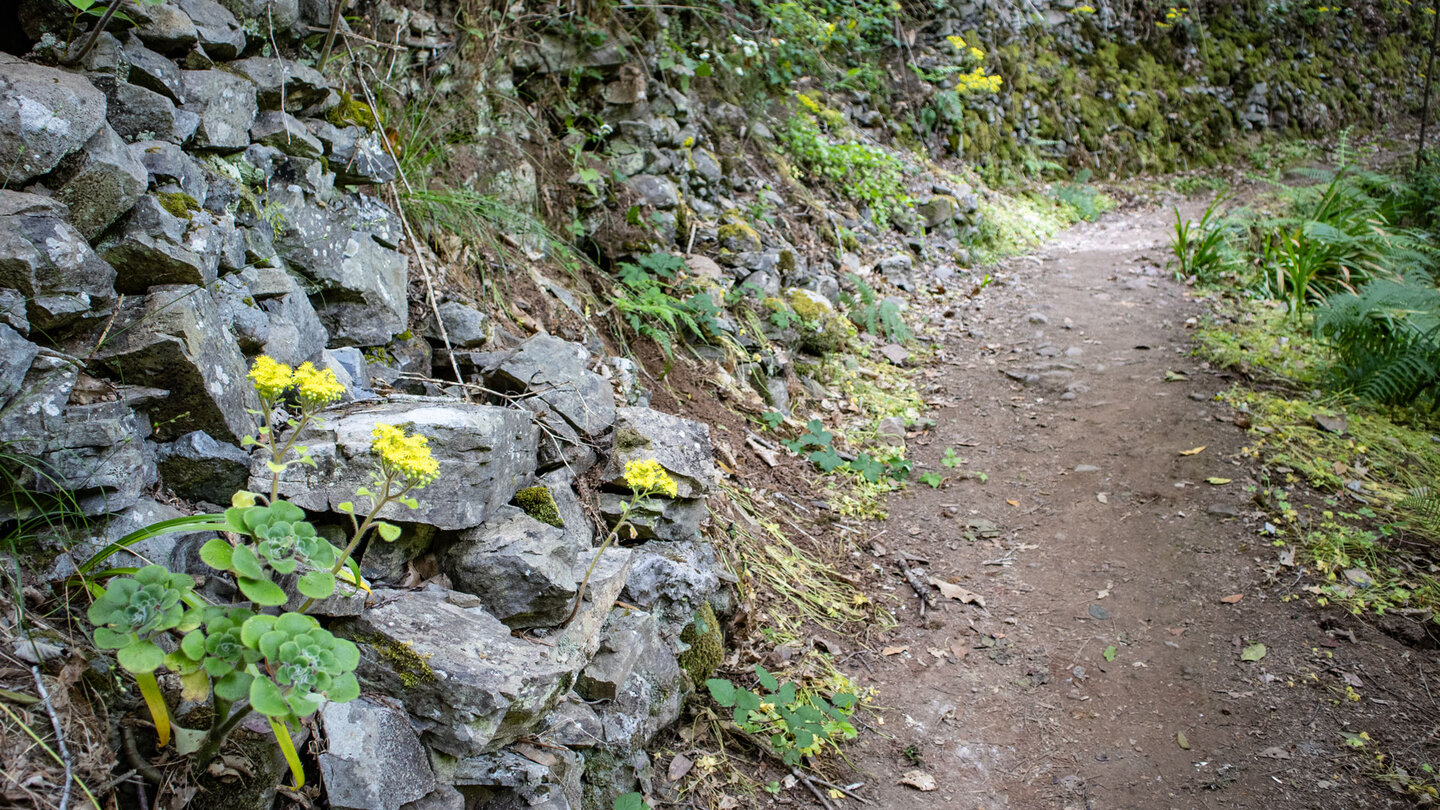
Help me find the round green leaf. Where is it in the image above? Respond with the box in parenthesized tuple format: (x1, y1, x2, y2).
(327, 671, 360, 703)
(297, 571, 336, 600)
(199, 538, 234, 571)
(333, 638, 360, 671)
(238, 577, 288, 606)
(240, 614, 276, 647)
(231, 545, 265, 580)
(117, 640, 165, 673)
(375, 522, 401, 542)
(214, 669, 253, 702)
(180, 629, 206, 660)
(249, 675, 291, 717)
(92, 627, 130, 649)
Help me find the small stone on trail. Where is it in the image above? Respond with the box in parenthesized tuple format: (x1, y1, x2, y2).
(1026, 312, 1048, 325)
(880, 343, 910, 365)
(1073, 464, 1100, 473)
(1207, 504, 1241, 517)
(1088, 604, 1110, 620)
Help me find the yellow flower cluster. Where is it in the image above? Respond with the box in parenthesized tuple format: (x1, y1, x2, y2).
(248, 355, 345, 407)
(249, 355, 294, 400)
(292, 362, 345, 407)
(1156, 5, 1187, 27)
(371, 424, 440, 488)
(955, 67, 1003, 94)
(1073, 4, 1096, 14)
(945, 35, 966, 50)
(624, 459, 678, 498)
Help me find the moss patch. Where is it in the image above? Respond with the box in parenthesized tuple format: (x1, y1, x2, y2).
(358, 633, 436, 688)
(514, 485, 564, 528)
(678, 602, 724, 685)
(326, 90, 380, 131)
(157, 191, 201, 220)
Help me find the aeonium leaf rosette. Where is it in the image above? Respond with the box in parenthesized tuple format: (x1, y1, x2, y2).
(202, 498, 350, 606)
(239, 612, 361, 720)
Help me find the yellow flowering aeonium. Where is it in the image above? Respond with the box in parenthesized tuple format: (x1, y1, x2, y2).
(249, 355, 294, 402)
(292, 362, 346, 408)
(371, 424, 440, 489)
(623, 459, 678, 498)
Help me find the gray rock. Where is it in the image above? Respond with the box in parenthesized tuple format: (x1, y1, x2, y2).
(319, 697, 435, 810)
(95, 284, 259, 443)
(588, 608, 686, 749)
(0, 289, 31, 335)
(917, 195, 959, 229)
(876, 254, 915, 291)
(525, 399, 599, 475)
(222, 265, 328, 364)
(99, 195, 218, 292)
(488, 334, 616, 437)
(442, 507, 579, 629)
(627, 175, 680, 209)
(231, 57, 330, 112)
(106, 82, 182, 144)
(180, 70, 257, 150)
(216, 0, 300, 38)
(43, 499, 216, 581)
(336, 556, 629, 756)
(423, 302, 488, 349)
(358, 523, 436, 583)
(255, 398, 539, 532)
(597, 489, 708, 543)
(604, 407, 714, 500)
(539, 469, 594, 551)
(155, 430, 251, 504)
(172, 0, 246, 59)
(0, 54, 108, 186)
(122, 37, 187, 103)
(541, 694, 605, 749)
(250, 110, 324, 158)
(399, 785, 465, 810)
(269, 187, 408, 346)
(0, 192, 117, 337)
(329, 128, 398, 186)
(134, 2, 201, 53)
(316, 348, 377, 402)
(0, 325, 39, 403)
(620, 540, 726, 642)
(132, 140, 208, 202)
(453, 747, 583, 810)
(50, 124, 147, 240)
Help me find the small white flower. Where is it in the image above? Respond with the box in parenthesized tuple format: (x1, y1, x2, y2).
(734, 67, 744, 76)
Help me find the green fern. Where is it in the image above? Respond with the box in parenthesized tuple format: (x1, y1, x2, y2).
(1314, 277, 1440, 406)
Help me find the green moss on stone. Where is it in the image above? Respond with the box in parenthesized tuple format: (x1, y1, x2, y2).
(359, 633, 436, 688)
(677, 602, 724, 685)
(326, 90, 379, 131)
(514, 485, 564, 528)
(157, 191, 201, 220)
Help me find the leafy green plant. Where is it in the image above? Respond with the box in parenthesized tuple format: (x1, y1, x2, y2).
(941, 447, 961, 468)
(1314, 277, 1440, 407)
(920, 471, 944, 488)
(1051, 171, 1115, 222)
(778, 106, 909, 229)
(760, 411, 785, 430)
(840, 274, 911, 342)
(613, 252, 724, 358)
(705, 664, 858, 766)
(1170, 193, 1234, 283)
(82, 356, 439, 787)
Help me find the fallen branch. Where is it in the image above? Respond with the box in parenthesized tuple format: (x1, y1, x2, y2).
(31, 666, 72, 810)
(894, 555, 936, 616)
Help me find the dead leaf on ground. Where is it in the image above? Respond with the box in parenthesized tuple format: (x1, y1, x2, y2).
(1179, 446, 1207, 456)
(1006, 499, 1020, 507)
(1220, 593, 1244, 604)
(882, 646, 909, 656)
(1241, 642, 1267, 662)
(929, 576, 986, 607)
(900, 770, 937, 791)
(1096, 492, 1109, 503)
(1258, 746, 1293, 760)
(1177, 731, 1191, 750)
(668, 753, 694, 781)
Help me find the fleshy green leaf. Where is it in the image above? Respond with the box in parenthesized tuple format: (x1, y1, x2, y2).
(249, 676, 291, 717)
(199, 538, 234, 571)
(117, 640, 165, 673)
(328, 671, 360, 703)
(231, 545, 265, 580)
(214, 670, 254, 702)
(375, 522, 401, 542)
(297, 571, 336, 600)
(180, 629, 206, 660)
(238, 577, 288, 606)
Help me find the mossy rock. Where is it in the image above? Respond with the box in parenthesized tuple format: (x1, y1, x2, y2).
(513, 485, 563, 528)
(717, 215, 762, 253)
(326, 90, 379, 131)
(357, 633, 436, 688)
(157, 191, 201, 221)
(677, 602, 724, 686)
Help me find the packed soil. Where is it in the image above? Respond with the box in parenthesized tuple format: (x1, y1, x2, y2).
(840, 204, 1440, 809)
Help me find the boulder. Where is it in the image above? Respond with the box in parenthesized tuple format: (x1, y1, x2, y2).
(585, 608, 686, 749)
(540, 694, 605, 750)
(328, 128, 398, 186)
(250, 111, 324, 158)
(133, 3, 201, 53)
(357, 523, 436, 583)
(0, 351, 156, 519)
(172, 0, 246, 59)
(0, 192, 117, 337)
(269, 187, 408, 346)
(95, 284, 259, 443)
(180, 70, 257, 150)
(319, 697, 435, 810)
(876, 253, 915, 290)
(441, 507, 579, 629)
(99, 195, 219, 292)
(525, 399, 599, 476)
(254, 398, 539, 532)
(315, 348, 377, 403)
(122, 37, 187, 103)
(626, 175, 680, 209)
(620, 540, 727, 643)
(49, 124, 147, 240)
(0, 54, 108, 185)
(0, 325, 39, 402)
(42, 499, 216, 582)
(132, 140, 209, 202)
(452, 747, 583, 810)
(154, 430, 251, 505)
(335, 554, 629, 756)
(422, 301, 488, 349)
(487, 334, 616, 438)
(596, 491, 708, 543)
(216, 264, 328, 365)
(231, 57, 330, 112)
(603, 407, 714, 500)
(105, 82, 182, 144)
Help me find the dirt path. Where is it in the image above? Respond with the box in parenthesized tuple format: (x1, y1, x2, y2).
(846, 204, 1439, 809)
